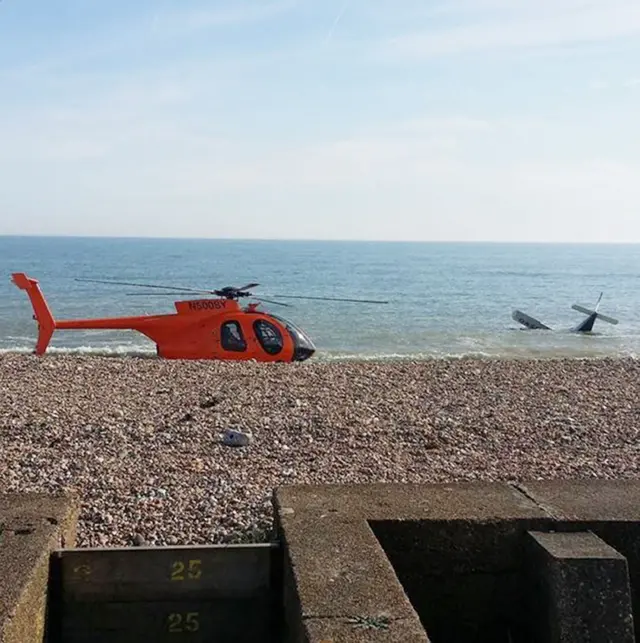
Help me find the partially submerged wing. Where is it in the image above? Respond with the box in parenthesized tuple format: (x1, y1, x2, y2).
(512, 310, 552, 330)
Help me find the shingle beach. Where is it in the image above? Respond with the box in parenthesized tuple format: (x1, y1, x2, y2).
(1, 354, 639, 547)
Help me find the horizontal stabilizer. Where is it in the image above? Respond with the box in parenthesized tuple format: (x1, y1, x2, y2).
(512, 310, 551, 330)
(571, 304, 618, 325)
(572, 304, 595, 316)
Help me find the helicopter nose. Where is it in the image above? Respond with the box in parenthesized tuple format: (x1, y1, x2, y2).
(293, 346, 315, 361)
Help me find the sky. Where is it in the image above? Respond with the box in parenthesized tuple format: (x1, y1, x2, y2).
(1, 0, 640, 242)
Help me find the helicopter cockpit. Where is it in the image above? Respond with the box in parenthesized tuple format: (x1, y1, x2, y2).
(267, 313, 316, 361)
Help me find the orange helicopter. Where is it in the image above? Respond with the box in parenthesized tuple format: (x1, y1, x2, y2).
(11, 273, 387, 362)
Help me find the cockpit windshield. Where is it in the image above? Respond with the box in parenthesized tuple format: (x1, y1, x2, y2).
(268, 314, 311, 345)
(268, 314, 315, 360)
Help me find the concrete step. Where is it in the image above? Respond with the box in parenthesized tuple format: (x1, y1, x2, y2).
(45, 543, 282, 643)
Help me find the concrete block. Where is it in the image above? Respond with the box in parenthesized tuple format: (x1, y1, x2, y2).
(518, 479, 640, 522)
(525, 530, 635, 643)
(275, 482, 552, 642)
(520, 479, 640, 632)
(274, 509, 428, 642)
(276, 481, 548, 522)
(0, 492, 79, 643)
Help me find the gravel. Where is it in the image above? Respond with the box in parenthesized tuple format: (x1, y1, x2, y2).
(1, 354, 639, 547)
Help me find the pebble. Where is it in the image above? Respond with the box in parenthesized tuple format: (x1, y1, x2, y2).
(1, 354, 639, 547)
(222, 428, 252, 447)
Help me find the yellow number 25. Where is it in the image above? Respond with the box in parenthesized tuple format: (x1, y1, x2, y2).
(167, 612, 200, 633)
(170, 559, 202, 581)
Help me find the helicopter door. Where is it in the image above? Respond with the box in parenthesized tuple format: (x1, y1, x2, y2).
(253, 319, 283, 355)
(220, 320, 247, 352)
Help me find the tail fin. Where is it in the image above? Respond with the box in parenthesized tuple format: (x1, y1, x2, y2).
(11, 273, 56, 354)
(594, 291, 603, 312)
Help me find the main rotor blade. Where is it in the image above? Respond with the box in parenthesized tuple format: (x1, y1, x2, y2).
(237, 282, 260, 291)
(271, 294, 389, 304)
(253, 296, 291, 307)
(125, 291, 213, 296)
(76, 277, 213, 294)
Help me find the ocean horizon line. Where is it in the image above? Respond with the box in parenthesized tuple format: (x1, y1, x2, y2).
(1, 234, 639, 246)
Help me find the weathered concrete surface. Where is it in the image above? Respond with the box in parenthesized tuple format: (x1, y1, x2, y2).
(0, 493, 79, 643)
(275, 482, 552, 642)
(276, 481, 545, 521)
(274, 481, 640, 643)
(518, 479, 640, 521)
(304, 616, 429, 642)
(525, 530, 635, 642)
(276, 512, 429, 642)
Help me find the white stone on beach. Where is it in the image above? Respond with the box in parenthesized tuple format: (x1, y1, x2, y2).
(222, 428, 252, 447)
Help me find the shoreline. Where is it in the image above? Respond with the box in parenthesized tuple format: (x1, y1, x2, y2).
(2, 354, 639, 547)
(1, 349, 638, 363)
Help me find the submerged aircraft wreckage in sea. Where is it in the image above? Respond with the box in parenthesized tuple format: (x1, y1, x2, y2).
(512, 292, 619, 333)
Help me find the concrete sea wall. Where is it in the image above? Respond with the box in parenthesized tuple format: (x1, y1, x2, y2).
(2, 480, 640, 642)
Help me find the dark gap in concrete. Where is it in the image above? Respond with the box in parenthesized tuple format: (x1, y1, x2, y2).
(44, 552, 63, 643)
(268, 539, 286, 642)
(369, 519, 547, 643)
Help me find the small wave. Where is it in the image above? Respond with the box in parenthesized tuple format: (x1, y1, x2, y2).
(0, 344, 638, 362)
(0, 345, 156, 357)
(316, 350, 495, 362)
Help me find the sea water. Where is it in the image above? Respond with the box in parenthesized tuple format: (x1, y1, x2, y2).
(0, 236, 639, 360)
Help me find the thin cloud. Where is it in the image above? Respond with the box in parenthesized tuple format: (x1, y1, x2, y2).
(325, 0, 351, 44)
(383, 0, 640, 59)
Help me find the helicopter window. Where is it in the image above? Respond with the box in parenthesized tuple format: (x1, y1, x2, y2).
(268, 314, 315, 350)
(220, 321, 247, 352)
(253, 319, 283, 355)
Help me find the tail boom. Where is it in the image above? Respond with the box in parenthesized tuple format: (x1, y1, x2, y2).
(11, 273, 56, 355)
